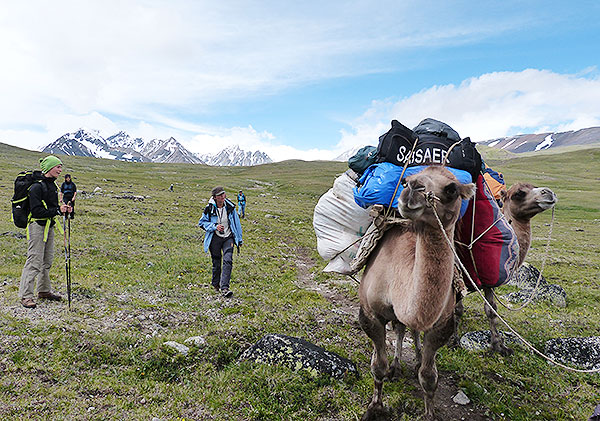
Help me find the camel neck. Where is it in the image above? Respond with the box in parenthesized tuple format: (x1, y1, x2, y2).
(503, 208, 531, 267)
(407, 227, 456, 329)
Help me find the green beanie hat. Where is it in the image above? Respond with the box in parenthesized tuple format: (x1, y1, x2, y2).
(40, 155, 63, 173)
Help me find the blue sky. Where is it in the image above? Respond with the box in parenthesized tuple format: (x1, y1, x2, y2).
(1, 1, 599, 161)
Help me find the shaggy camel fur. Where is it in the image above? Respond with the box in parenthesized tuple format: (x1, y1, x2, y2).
(453, 182, 557, 356)
(359, 166, 475, 420)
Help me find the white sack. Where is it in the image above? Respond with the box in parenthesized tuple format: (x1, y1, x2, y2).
(313, 170, 372, 274)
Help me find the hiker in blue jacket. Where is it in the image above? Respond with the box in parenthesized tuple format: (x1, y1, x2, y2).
(198, 186, 243, 298)
(237, 190, 246, 218)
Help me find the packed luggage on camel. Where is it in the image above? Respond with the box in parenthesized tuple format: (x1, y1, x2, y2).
(314, 117, 518, 287)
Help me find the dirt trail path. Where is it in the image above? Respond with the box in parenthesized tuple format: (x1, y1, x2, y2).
(295, 248, 493, 421)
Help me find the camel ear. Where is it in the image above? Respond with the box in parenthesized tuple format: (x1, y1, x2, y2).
(459, 183, 476, 200)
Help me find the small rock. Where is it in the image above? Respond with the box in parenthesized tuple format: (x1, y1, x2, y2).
(163, 341, 189, 356)
(265, 214, 279, 219)
(453, 390, 471, 405)
(93, 187, 102, 194)
(184, 336, 206, 347)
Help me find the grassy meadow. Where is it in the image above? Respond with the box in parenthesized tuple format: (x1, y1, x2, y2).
(0, 142, 599, 420)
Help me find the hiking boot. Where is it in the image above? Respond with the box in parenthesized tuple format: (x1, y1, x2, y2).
(21, 298, 37, 308)
(220, 288, 233, 298)
(38, 291, 63, 301)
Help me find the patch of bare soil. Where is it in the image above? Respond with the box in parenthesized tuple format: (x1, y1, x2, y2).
(294, 247, 493, 421)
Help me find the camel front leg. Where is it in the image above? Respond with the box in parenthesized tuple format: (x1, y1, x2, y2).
(387, 320, 406, 380)
(484, 287, 513, 356)
(359, 307, 389, 420)
(419, 316, 455, 420)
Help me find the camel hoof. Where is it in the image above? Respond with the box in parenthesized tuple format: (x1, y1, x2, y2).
(361, 403, 390, 421)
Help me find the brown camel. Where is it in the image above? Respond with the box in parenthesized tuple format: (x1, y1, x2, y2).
(359, 166, 475, 420)
(454, 182, 558, 356)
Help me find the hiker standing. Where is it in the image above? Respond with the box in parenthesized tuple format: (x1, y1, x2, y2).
(237, 190, 246, 218)
(198, 186, 243, 298)
(19, 156, 71, 309)
(60, 173, 77, 219)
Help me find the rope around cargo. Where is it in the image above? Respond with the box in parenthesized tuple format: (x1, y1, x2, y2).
(425, 192, 600, 374)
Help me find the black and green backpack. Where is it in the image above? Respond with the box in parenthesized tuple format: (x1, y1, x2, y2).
(11, 170, 45, 228)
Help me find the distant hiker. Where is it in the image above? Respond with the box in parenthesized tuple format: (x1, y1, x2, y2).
(237, 190, 246, 218)
(60, 173, 77, 219)
(198, 186, 243, 298)
(19, 156, 72, 309)
(169, 183, 174, 192)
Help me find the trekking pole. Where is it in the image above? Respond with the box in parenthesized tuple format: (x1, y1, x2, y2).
(63, 210, 72, 310)
(67, 209, 72, 310)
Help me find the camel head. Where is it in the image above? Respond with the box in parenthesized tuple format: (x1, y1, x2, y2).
(501, 182, 557, 222)
(398, 166, 475, 229)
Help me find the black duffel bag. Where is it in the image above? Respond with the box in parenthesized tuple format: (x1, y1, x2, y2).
(412, 118, 481, 181)
(376, 120, 417, 166)
(376, 118, 482, 182)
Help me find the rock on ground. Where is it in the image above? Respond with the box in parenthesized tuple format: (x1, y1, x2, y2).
(163, 341, 189, 356)
(184, 336, 206, 347)
(460, 330, 521, 352)
(505, 263, 567, 307)
(544, 336, 600, 370)
(240, 333, 358, 380)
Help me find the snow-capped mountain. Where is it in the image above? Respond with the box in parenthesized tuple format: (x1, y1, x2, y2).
(199, 145, 272, 166)
(479, 126, 600, 153)
(43, 129, 148, 162)
(42, 129, 199, 164)
(41, 129, 272, 166)
(142, 137, 204, 164)
(333, 145, 375, 162)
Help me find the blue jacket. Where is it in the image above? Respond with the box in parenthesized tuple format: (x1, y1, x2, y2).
(198, 198, 243, 253)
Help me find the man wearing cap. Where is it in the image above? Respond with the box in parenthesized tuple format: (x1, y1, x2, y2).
(19, 156, 72, 309)
(198, 186, 243, 298)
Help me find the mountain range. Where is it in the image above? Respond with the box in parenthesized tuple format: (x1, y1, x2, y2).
(334, 126, 600, 161)
(41, 129, 272, 166)
(478, 126, 600, 153)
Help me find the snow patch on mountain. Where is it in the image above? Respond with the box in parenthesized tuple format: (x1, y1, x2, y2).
(535, 134, 554, 151)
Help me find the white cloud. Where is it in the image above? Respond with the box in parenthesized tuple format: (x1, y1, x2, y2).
(339, 69, 600, 152)
(0, 3, 597, 161)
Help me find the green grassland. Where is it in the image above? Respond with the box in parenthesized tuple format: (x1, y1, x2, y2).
(0, 142, 598, 420)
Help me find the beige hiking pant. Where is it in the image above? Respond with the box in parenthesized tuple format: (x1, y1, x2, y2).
(19, 222, 56, 300)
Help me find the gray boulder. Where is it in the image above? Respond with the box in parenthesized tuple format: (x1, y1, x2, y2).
(459, 330, 521, 352)
(240, 333, 358, 380)
(507, 262, 544, 289)
(505, 263, 567, 307)
(544, 336, 600, 370)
